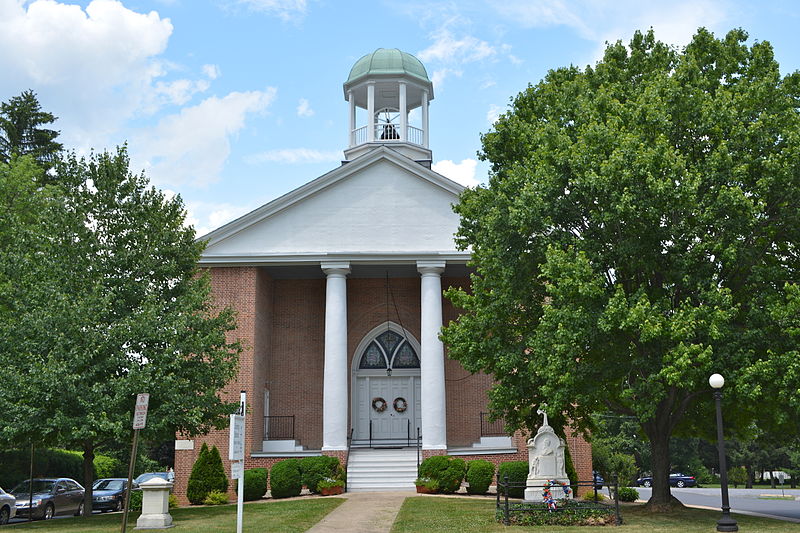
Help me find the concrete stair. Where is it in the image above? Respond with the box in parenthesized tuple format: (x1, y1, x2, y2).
(346, 448, 419, 492)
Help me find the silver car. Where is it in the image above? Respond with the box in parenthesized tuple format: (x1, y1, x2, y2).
(11, 478, 84, 520)
(0, 487, 15, 524)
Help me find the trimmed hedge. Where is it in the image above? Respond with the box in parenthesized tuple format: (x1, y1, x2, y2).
(270, 459, 302, 499)
(498, 461, 528, 498)
(466, 460, 495, 495)
(299, 456, 343, 494)
(0, 448, 126, 488)
(186, 443, 229, 505)
(417, 455, 466, 494)
(236, 468, 268, 501)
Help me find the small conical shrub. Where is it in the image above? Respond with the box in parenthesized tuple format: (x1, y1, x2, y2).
(186, 443, 229, 504)
(187, 443, 210, 504)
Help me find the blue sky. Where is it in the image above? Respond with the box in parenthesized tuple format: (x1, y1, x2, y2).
(2, 0, 799, 235)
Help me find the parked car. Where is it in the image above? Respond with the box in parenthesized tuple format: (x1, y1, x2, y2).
(91, 478, 128, 512)
(10, 478, 84, 520)
(592, 471, 605, 489)
(0, 487, 15, 525)
(636, 472, 697, 488)
(133, 472, 169, 486)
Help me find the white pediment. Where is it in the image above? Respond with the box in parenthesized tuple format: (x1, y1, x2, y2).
(200, 148, 466, 262)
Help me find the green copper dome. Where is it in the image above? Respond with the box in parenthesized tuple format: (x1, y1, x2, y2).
(346, 48, 431, 86)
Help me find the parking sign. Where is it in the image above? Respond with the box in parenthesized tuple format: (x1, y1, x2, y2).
(133, 393, 149, 429)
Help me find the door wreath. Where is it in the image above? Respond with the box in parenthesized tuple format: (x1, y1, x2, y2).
(371, 397, 388, 413)
(393, 397, 408, 413)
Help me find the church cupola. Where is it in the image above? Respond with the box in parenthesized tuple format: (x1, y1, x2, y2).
(343, 48, 434, 163)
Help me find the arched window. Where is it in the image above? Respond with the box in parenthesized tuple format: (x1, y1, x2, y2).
(358, 330, 420, 370)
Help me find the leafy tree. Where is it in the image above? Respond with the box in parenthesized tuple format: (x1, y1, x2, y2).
(0, 147, 240, 515)
(442, 28, 800, 511)
(0, 91, 62, 172)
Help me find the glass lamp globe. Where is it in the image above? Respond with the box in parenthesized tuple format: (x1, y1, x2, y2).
(709, 373, 725, 389)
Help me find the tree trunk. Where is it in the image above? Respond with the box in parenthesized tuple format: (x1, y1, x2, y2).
(770, 468, 776, 489)
(643, 430, 682, 511)
(82, 441, 94, 517)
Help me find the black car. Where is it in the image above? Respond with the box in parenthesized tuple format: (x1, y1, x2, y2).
(636, 472, 697, 488)
(11, 478, 84, 520)
(91, 478, 128, 512)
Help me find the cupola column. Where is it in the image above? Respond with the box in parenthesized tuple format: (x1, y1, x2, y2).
(322, 262, 351, 451)
(422, 89, 429, 148)
(367, 83, 375, 142)
(399, 82, 407, 142)
(417, 260, 447, 450)
(348, 90, 356, 148)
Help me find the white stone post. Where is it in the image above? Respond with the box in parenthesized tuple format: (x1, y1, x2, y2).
(417, 260, 446, 450)
(399, 82, 407, 142)
(348, 90, 356, 147)
(322, 262, 350, 450)
(367, 83, 375, 142)
(135, 478, 173, 529)
(421, 90, 429, 148)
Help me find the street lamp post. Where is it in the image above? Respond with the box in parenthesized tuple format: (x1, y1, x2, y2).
(709, 373, 738, 532)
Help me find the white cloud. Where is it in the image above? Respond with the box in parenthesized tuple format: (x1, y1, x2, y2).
(0, 0, 179, 149)
(487, 104, 503, 125)
(230, 0, 307, 21)
(432, 159, 480, 188)
(133, 88, 277, 187)
(492, 0, 730, 61)
(202, 64, 221, 80)
(418, 29, 496, 64)
(296, 98, 314, 117)
(187, 200, 256, 237)
(247, 148, 342, 164)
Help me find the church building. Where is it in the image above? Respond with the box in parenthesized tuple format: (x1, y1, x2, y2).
(173, 49, 591, 500)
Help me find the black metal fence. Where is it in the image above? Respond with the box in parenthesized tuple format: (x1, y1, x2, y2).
(480, 412, 506, 436)
(495, 475, 622, 526)
(263, 415, 295, 440)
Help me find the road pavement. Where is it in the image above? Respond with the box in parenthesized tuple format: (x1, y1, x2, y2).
(634, 487, 800, 522)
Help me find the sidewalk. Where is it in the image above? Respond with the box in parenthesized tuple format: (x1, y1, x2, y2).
(306, 491, 411, 533)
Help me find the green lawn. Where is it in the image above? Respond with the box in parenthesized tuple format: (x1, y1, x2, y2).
(391, 496, 800, 533)
(8, 498, 344, 532)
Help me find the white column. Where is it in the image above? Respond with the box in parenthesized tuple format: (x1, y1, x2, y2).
(367, 83, 375, 142)
(322, 262, 350, 450)
(417, 260, 446, 450)
(399, 82, 407, 142)
(348, 90, 356, 147)
(422, 90, 429, 148)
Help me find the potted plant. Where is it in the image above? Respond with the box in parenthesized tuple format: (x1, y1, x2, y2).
(414, 478, 438, 494)
(317, 477, 345, 496)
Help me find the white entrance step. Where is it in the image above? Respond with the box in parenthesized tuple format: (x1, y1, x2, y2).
(346, 448, 419, 492)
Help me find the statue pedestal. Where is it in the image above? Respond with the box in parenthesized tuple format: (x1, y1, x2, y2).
(135, 478, 174, 529)
(524, 478, 571, 502)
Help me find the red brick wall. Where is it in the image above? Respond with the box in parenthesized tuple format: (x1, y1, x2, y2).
(173, 267, 593, 502)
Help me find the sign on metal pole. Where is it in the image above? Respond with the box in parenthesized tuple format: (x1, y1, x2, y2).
(231, 461, 244, 480)
(133, 393, 150, 429)
(229, 413, 245, 461)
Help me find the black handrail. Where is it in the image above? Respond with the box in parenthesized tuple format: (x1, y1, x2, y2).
(345, 427, 354, 493)
(416, 427, 421, 476)
(263, 415, 294, 440)
(480, 412, 506, 437)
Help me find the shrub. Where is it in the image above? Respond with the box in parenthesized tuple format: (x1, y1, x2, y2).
(617, 487, 639, 502)
(186, 443, 229, 505)
(168, 494, 179, 509)
(300, 456, 343, 494)
(0, 448, 124, 488)
(497, 461, 528, 498)
(94, 455, 125, 479)
(417, 456, 466, 494)
(729, 466, 747, 488)
(270, 459, 302, 499)
(466, 460, 495, 495)
(203, 490, 229, 505)
(128, 490, 143, 511)
(236, 468, 268, 501)
(497, 500, 615, 526)
(582, 491, 607, 501)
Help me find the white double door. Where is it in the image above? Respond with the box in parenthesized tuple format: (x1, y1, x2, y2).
(354, 375, 421, 441)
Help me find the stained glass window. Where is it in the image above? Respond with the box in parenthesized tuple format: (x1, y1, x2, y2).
(359, 342, 387, 369)
(391, 342, 420, 368)
(377, 331, 401, 355)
